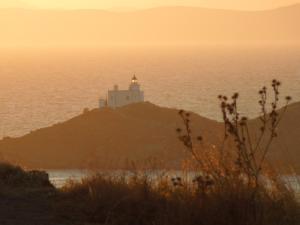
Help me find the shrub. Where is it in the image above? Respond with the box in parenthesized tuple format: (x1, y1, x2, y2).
(0, 162, 53, 188)
(176, 79, 298, 225)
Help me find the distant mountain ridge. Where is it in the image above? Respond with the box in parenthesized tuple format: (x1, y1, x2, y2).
(0, 4, 300, 46)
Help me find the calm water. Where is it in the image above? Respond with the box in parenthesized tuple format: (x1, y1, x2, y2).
(0, 46, 300, 138)
(47, 170, 89, 188)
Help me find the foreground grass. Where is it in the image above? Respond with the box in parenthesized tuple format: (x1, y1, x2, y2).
(0, 162, 299, 225)
(56, 172, 300, 225)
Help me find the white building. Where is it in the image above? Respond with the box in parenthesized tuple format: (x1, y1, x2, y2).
(99, 75, 144, 109)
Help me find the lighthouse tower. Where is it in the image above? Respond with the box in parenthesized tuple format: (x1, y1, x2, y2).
(99, 75, 144, 109)
(129, 75, 140, 90)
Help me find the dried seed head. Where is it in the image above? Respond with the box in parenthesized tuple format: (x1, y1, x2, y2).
(197, 136, 203, 141)
(286, 96, 292, 101)
(176, 128, 182, 133)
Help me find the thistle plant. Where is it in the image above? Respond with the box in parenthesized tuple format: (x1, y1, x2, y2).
(177, 79, 292, 190)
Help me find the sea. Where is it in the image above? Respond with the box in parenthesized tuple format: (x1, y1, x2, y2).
(0, 45, 300, 188)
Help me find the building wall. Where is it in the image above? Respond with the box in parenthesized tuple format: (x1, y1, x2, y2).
(99, 99, 106, 108)
(107, 89, 144, 108)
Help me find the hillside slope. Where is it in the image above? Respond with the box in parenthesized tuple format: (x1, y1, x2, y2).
(0, 101, 299, 171)
(0, 102, 223, 169)
(255, 102, 300, 172)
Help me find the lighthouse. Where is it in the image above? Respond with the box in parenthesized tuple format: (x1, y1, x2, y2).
(99, 76, 144, 109)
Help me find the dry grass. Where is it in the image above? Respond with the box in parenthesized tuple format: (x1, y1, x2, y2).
(0, 162, 297, 225)
(55, 171, 299, 225)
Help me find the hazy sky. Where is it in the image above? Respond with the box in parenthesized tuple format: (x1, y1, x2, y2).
(0, 0, 299, 10)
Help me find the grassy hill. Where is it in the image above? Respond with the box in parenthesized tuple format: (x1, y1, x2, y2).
(0, 102, 223, 169)
(0, 101, 299, 172)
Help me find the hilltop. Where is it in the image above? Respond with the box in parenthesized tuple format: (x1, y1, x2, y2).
(0, 4, 300, 46)
(0, 102, 223, 169)
(0, 101, 299, 172)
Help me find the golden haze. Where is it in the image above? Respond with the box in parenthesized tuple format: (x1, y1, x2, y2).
(0, 5, 300, 47)
(0, 0, 300, 10)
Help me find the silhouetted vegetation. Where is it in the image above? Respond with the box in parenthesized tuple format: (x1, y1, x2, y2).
(175, 79, 298, 224)
(0, 162, 53, 189)
(55, 171, 298, 225)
